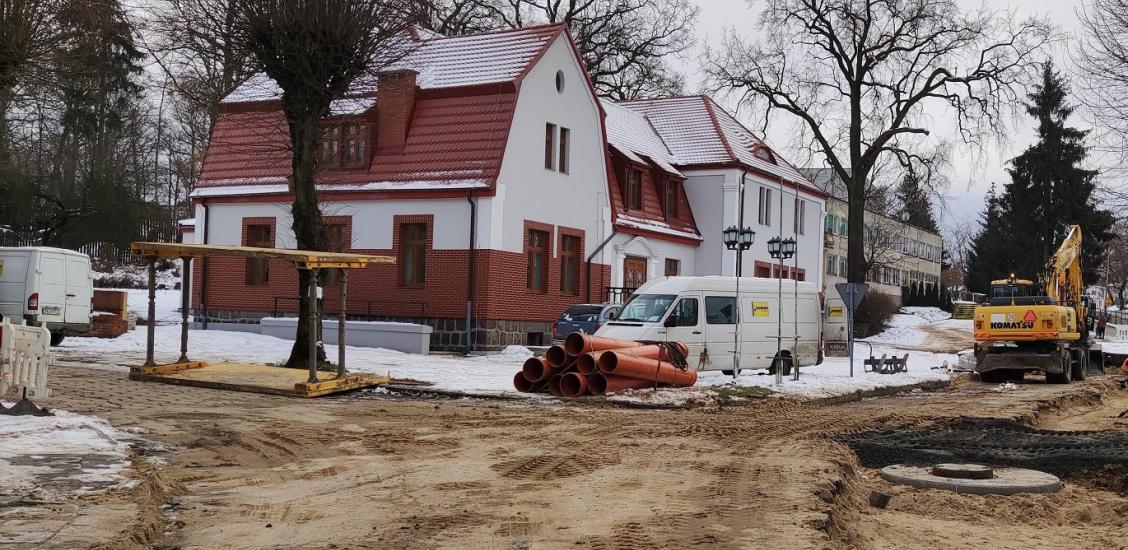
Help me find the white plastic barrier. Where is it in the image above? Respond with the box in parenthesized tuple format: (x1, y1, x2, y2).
(0, 319, 52, 399)
(1105, 323, 1128, 343)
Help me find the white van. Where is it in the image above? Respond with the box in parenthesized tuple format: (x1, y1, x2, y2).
(0, 247, 93, 345)
(595, 276, 824, 373)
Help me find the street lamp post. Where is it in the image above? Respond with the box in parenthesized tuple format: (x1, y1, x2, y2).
(768, 236, 796, 385)
(723, 225, 755, 380)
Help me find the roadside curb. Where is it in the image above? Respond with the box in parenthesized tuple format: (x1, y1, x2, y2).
(806, 379, 952, 407)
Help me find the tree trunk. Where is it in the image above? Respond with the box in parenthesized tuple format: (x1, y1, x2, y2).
(284, 110, 326, 369)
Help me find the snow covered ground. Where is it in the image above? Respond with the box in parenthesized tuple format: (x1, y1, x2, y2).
(865, 307, 955, 347)
(56, 291, 960, 403)
(0, 406, 136, 498)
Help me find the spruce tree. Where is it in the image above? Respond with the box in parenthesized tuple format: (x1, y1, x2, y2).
(896, 173, 939, 233)
(966, 184, 1010, 293)
(1002, 61, 1114, 283)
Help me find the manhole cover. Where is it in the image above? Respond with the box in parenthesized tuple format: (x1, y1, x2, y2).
(881, 464, 1061, 495)
(931, 463, 993, 479)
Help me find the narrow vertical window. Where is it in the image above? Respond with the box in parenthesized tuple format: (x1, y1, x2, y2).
(399, 223, 427, 287)
(663, 179, 679, 219)
(665, 258, 680, 277)
(626, 169, 643, 209)
(558, 127, 570, 174)
(245, 224, 272, 285)
(758, 187, 772, 225)
(794, 198, 806, 235)
(544, 123, 556, 170)
(560, 234, 579, 295)
(527, 229, 549, 292)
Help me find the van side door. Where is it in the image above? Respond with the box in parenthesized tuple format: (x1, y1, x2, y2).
(37, 254, 67, 324)
(64, 257, 93, 326)
(704, 295, 738, 372)
(661, 294, 707, 370)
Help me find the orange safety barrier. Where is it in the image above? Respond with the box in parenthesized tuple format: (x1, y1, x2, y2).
(563, 333, 646, 356)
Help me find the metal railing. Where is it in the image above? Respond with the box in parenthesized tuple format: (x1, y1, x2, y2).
(604, 286, 637, 304)
(271, 296, 427, 318)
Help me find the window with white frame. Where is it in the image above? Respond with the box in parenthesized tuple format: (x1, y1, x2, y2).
(758, 187, 772, 226)
(794, 198, 806, 235)
(827, 254, 837, 275)
(839, 256, 847, 276)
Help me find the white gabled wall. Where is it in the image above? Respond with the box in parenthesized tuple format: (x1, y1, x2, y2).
(608, 234, 697, 289)
(493, 34, 610, 257)
(679, 168, 827, 287)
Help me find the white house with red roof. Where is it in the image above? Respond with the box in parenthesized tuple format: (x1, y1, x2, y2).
(186, 24, 827, 350)
(600, 96, 828, 301)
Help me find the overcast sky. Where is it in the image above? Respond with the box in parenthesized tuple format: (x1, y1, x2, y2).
(680, 0, 1100, 239)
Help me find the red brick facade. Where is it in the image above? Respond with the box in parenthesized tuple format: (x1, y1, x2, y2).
(191, 212, 611, 348)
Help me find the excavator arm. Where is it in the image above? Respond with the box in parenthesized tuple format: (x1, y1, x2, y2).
(1045, 225, 1084, 326)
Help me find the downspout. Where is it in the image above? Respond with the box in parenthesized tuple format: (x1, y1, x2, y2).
(736, 168, 748, 276)
(464, 192, 476, 354)
(200, 199, 210, 329)
(586, 230, 618, 303)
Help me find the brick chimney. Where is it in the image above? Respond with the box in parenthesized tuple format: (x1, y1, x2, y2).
(376, 69, 418, 153)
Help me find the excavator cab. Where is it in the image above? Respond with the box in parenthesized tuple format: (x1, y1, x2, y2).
(987, 275, 1055, 307)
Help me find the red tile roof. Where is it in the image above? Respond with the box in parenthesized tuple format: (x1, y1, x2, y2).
(196, 25, 569, 192)
(197, 91, 517, 190)
(607, 150, 701, 243)
(616, 96, 826, 197)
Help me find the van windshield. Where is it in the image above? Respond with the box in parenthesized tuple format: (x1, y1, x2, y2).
(616, 294, 676, 323)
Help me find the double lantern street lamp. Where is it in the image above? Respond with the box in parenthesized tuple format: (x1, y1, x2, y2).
(767, 236, 797, 385)
(722, 226, 756, 380)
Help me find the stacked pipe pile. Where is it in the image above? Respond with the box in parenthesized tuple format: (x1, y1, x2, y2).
(513, 333, 697, 397)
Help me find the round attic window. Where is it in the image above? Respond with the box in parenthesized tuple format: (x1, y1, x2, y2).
(555, 70, 565, 93)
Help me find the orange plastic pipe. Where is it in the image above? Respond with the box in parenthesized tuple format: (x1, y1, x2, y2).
(559, 372, 589, 397)
(564, 333, 645, 356)
(588, 372, 654, 395)
(521, 357, 552, 383)
(547, 374, 565, 397)
(545, 345, 569, 368)
(513, 371, 536, 393)
(577, 352, 602, 375)
(595, 343, 689, 363)
(597, 351, 697, 387)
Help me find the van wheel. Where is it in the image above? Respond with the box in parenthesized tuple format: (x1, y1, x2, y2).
(721, 369, 741, 376)
(767, 354, 792, 376)
(50, 333, 65, 346)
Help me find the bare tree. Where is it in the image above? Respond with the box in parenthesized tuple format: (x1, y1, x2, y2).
(417, 0, 698, 99)
(707, 0, 1054, 283)
(143, 0, 259, 205)
(0, 0, 56, 158)
(1106, 219, 1128, 308)
(235, 0, 411, 369)
(1077, 0, 1128, 173)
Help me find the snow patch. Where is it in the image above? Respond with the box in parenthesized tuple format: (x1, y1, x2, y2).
(0, 407, 135, 498)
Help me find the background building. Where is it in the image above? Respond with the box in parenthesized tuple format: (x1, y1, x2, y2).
(804, 169, 943, 304)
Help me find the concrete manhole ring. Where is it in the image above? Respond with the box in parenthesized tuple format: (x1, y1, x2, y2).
(880, 464, 1062, 495)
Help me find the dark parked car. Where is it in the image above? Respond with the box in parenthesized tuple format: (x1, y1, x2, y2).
(553, 303, 621, 341)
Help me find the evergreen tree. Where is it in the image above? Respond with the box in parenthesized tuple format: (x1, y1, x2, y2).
(896, 173, 940, 233)
(966, 184, 1012, 293)
(1001, 62, 1115, 283)
(908, 281, 919, 307)
(900, 284, 910, 306)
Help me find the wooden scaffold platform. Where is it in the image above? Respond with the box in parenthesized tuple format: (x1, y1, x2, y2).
(128, 241, 395, 397)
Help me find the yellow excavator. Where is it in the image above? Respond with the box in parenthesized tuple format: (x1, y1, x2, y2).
(973, 225, 1103, 383)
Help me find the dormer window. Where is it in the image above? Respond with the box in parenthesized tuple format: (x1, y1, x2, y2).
(625, 168, 643, 209)
(319, 120, 369, 168)
(662, 178, 679, 220)
(752, 145, 775, 163)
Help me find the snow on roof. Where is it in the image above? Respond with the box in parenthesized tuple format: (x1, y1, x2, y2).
(329, 96, 376, 116)
(179, 218, 196, 226)
(221, 24, 563, 105)
(601, 99, 682, 177)
(191, 179, 488, 198)
(616, 96, 823, 196)
(616, 214, 702, 241)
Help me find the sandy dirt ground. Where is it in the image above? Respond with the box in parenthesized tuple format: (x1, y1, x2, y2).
(6, 358, 1128, 549)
